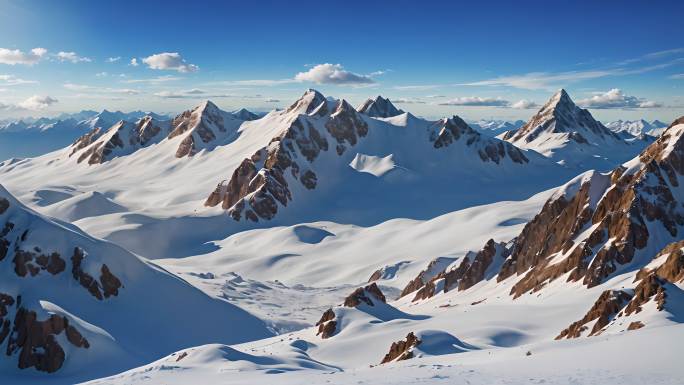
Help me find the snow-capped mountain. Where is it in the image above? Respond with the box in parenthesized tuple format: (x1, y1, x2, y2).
(203, 89, 569, 225)
(84, 115, 684, 381)
(503, 89, 646, 170)
(0, 110, 170, 161)
(604, 119, 668, 137)
(469, 119, 525, 137)
(0, 185, 271, 381)
(0, 91, 682, 384)
(357, 95, 405, 118)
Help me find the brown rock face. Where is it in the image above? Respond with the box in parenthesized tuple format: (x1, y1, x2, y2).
(380, 332, 421, 364)
(625, 272, 667, 315)
(402, 240, 511, 302)
(71, 118, 167, 165)
(168, 101, 225, 158)
(430, 116, 528, 164)
(343, 283, 386, 307)
(71, 248, 122, 301)
(204, 91, 369, 222)
(627, 321, 645, 330)
(556, 290, 632, 339)
(6, 307, 89, 373)
(496, 117, 684, 298)
(315, 308, 337, 339)
(13, 250, 66, 277)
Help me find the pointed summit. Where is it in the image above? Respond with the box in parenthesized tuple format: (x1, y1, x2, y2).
(504, 89, 634, 169)
(231, 108, 259, 121)
(286, 89, 328, 116)
(357, 95, 404, 118)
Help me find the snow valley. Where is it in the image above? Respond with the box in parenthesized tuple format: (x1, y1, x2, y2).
(0, 88, 682, 385)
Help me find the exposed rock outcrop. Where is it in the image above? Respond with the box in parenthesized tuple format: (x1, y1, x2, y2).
(5, 306, 89, 373)
(357, 96, 404, 118)
(556, 290, 632, 339)
(380, 332, 421, 364)
(401, 240, 511, 302)
(343, 283, 386, 307)
(315, 308, 337, 339)
(430, 116, 528, 164)
(204, 90, 368, 222)
(495, 117, 684, 298)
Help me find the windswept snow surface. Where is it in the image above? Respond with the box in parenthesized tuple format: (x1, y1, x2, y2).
(0, 94, 681, 384)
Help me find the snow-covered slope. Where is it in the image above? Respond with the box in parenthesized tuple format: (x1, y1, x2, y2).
(356, 95, 404, 118)
(1, 91, 682, 384)
(203, 89, 571, 225)
(605, 119, 667, 137)
(0, 110, 169, 161)
(504, 89, 646, 170)
(0, 185, 272, 383)
(0, 90, 577, 261)
(470, 119, 525, 137)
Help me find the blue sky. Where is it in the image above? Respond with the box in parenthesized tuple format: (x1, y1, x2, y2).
(1, 0, 683, 121)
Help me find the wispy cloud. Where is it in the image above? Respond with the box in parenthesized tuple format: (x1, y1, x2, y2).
(63, 83, 140, 95)
(439, 96, 510, 107)
(671, 73, 684, 80)
(154, 89, 229, 98)
(0, 47, 47, 65)
(462, 50, 684, 90)
(391, 97, 426, 104)
(510, 99, 539, 109)
(122, 75, 182, 84)
(106, 56, 121, 63)
(0, 74, 37, 86)
(56, 51, 91, 63)
(576, 88, 662, 109)
(393, 84, 441, 91)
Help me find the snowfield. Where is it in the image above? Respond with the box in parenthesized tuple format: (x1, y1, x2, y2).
(0, 91, 682, 384)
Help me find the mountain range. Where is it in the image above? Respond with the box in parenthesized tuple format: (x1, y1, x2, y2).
(0, 89, 681, 384)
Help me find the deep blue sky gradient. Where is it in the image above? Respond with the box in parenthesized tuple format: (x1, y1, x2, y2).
(0, 0, 683, 121)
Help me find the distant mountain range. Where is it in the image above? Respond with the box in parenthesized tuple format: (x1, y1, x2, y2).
(0, 89, 682, 383)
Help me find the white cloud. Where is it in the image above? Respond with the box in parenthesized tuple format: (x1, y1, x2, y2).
(154, 89, 236, 99)
(671, 74, 684, 80)
(393, 85, 441, 91)
(96, 72, 108, 77)
(510, 99, 539, 109)
(439, 96, 510, 107)
(0, 47, 47, 65)
(294, 63, 374, 85)
(462, 58, 684, 91)
(106, 56, 121, 63)
(17, 95, 58, 110)
(63, 83, 140, 95)
(122, 75, 182, 84)
(130, 58, 139, 66)
(56, 51, 91, 63)
(0, 74, 37, 86)
(264, 98, 280, 103)
(577, 88, 662, 109)
(142, 52, 198, 73)
(392, 98, 425, 104)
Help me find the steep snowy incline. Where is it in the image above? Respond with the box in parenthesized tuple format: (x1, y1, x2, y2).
(357, 95, 405, 118)
(0, 91, 577, 260)
(0, 185, 272, 383)
(204, 89, 571, 225)
(504, 89, 646, 170)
